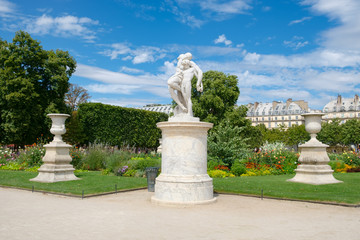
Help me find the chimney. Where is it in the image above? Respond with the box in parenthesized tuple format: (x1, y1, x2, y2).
(272, 101, 278, 111)
(254, 102, 259, 110)
(337, 94, 342, 105)
(354, 94, 359, 104)
(286, 98, 292, 108)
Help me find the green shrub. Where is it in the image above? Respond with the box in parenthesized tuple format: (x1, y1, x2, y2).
(231, 162, 247, 176)
(70, 147, 85, 169)
(329, 160, 346, 171)
(208, 169, 234, 178)
(16, 145, 45, 167)
(123, 169, 137, 177)
(127, 157, 161, 171)
(207, 157, 224, 170)
(78, 102, 168, 148)
(82, 149, 107, 170)
(207, 120, 249, 167)
(104, 151, 132, 173)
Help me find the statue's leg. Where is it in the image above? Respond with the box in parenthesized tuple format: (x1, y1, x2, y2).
(168, 86, 187, 112)
(182, 79, 193, 116)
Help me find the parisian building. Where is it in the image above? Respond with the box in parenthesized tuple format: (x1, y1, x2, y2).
(141, 104, 173, 115)
(246, 98, 310, 129)
(323, 94, 360, 123)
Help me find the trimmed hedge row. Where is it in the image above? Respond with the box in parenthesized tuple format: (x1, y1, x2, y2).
(77, 103, 168, 148)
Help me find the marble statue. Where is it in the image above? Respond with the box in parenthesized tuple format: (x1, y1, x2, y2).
(167, 52, 203, 117)
(152, 53, 216, 205)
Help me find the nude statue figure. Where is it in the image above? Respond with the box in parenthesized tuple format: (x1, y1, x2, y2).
(167, 52, 203, 117)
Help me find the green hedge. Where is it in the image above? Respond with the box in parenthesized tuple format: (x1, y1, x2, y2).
(78, 103, 168, 148)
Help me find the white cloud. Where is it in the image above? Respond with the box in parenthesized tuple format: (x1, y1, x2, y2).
(90, 97, 159, 108)
(101, 43, 131, 60)
(302, 0, 360, 50)
(288, 16, 312, 25)
(0, 0, 15, 13)
(101, 44, 166, 64)
(214, 34, 232, 46)
(170, 0, 252, 27)
(86, 84, 140, 94)
(301, 69, 360, 92)
(74, 63, 172, 100)
(198, 0, 252, 14)
(244, 52, 261, 64)
(74, 64, 165, 86)
(120, 66, 144, 74)
(283, 36, 309, 50)
(24, 14, 99, 41)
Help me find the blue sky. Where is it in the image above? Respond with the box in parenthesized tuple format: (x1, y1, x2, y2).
(1, 0, 359, 110)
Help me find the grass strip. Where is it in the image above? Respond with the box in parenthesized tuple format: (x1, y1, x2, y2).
(213, 173, 360, 204)
(0, 170, 147, 196)
(1, 170, 359, 204)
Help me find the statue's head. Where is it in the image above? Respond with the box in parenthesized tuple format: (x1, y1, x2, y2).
(184, 52, 192, 60)
(177, 53, 185, 60)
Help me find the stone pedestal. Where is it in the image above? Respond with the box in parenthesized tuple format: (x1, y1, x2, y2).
(288, 113, 342, 185)
(31, 114, 79, 183)
(152, 119, 216, 205)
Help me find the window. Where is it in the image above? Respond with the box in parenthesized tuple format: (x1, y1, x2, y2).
(268, 123, 271, 128)
(262, 117, 264, 121)
(289, 122, 291, 127)
(296, 116, 298, 120)
(275, 117, 278, 120)
(282, 116, 284, 120)
(296, 122, 298, 125)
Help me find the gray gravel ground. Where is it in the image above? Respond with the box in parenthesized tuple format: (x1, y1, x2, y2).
(1, 187, 359, 240)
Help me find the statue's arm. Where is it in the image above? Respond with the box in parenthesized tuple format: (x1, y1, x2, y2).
(191, 61, 203, 92)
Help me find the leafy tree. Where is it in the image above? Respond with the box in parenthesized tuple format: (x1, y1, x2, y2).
(0, 31, 76, 146)
(341, 119, 360, 147)
(63, 111, 87, 146)
(317, 119, 343, 146)
(191, 71, 239, 125)
(224, 105, 262, 148)
(208, 120, 249, 167)
(65, 83, 91, 111)
(261, 126, 285, 143)
(285, 124, 310, 149)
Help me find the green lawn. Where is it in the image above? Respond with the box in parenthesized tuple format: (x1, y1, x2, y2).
(214, 173, 360, 204)
(1, 170, 359, 204)
(0, 170, 147, 196)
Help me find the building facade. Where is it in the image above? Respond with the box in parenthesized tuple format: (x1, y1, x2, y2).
(141, 104, 173, 115)
(323, 95, 360, 123)
(246, 98, 309, 129)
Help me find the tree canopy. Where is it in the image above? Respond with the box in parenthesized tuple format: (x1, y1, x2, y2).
(317, 119, 343, 146)
(65, 83, 91, 111)
(191, 71, 239, 125)
(0, 31, 76, 146)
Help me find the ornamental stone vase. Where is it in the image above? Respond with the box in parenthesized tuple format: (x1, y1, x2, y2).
(30, 114, 79, 183)
(287, 113, 342, 185)
(151, 115, 216, 206)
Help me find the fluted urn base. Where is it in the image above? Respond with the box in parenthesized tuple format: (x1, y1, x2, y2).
(287, 142, 342, 185)
(30, 141, 79, 183)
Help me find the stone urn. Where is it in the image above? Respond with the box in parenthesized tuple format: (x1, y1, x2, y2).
(304, 113, 323, 145)
(48, 114, 68, 142)
(287, 113, 342, 185)
(30, 114, 79, 183)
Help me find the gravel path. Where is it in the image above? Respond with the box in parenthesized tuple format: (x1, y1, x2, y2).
(1, 187, 359, 240)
